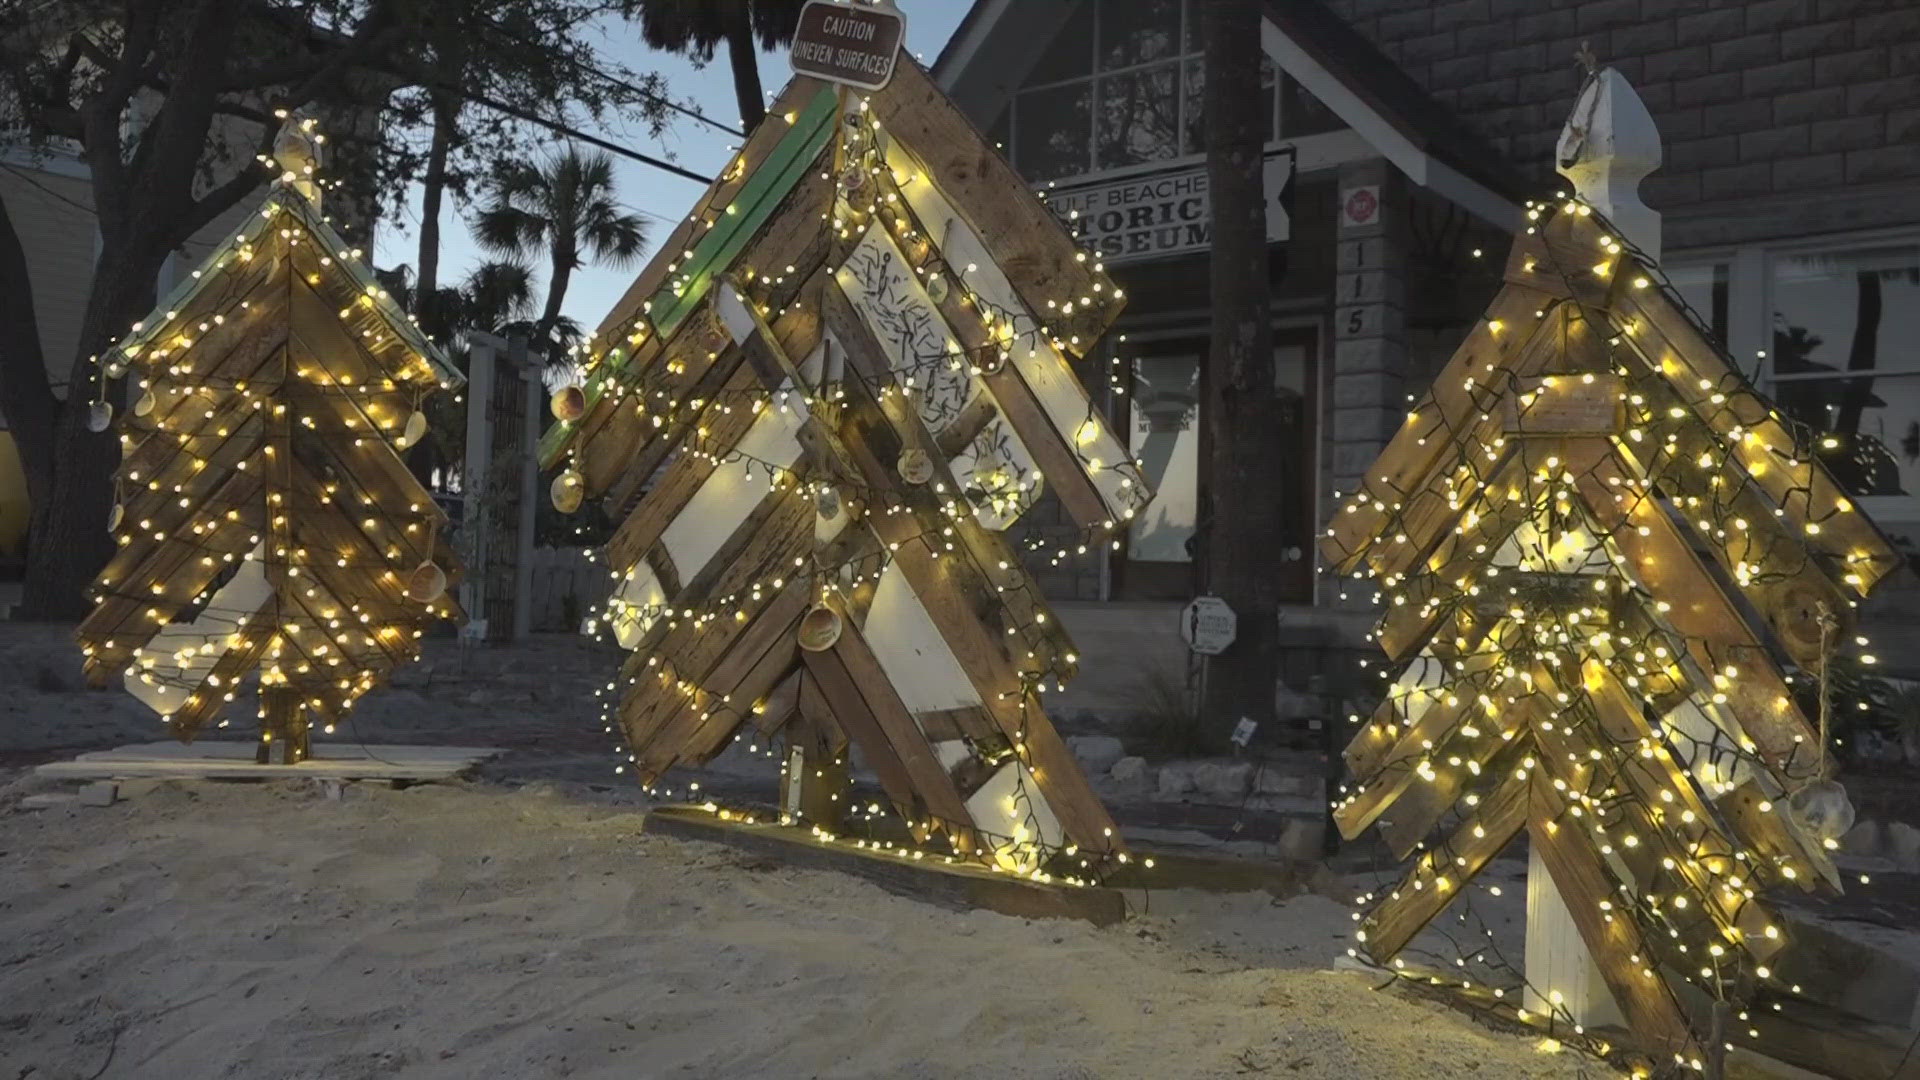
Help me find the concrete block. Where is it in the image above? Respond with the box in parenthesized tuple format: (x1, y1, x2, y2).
(1398, 32, 1455, 68)
(1772, 153, 1844, 189)
(1744, 0, 1811, 32)
(1193, 762, 1253, 801)
(1818, 46, 1889, 86)
(1709, 33, 1780, 71)
(78, 781, 118, 807)
(1431, 0, 1488, 31)
(1641, 45, 1706, 84)
(1677, 7, 1745, 45)
(18, 793, 79, 811)
(1773, 86, 1846, 125)
(1109, 756, 1149, 792)
(1854, 8, 1920, 45)
(1781, 20, 1853, 59)
(1846, 144, 1920, 183)
(1068, 735, 1126, 775)
(1429, 54, 1486, 87)
(1378, 7, 1433, 38)
(1888, 820, 1920, 873)
(1332, 371, 1402, 409)
(1456, 22, 1513, 55)
(1673, 71, 1743, 106)
(1847, 75, 1920, 115)
(1700, 164, 1774, 201)
(1742, 59, 1814, 97)
(1156, 762, 1196, 799)
(1278, 817, 1327, 860)
(1574, 0, 1641, 34)
(1809, 114, 1885, 152)
(1486, 42, 1546, 79)
(1738, 125, 1811, 162)
(1255, 769, 1324, 800)
(1512, 8, 1574, 42)
(1891, 106, 1920, 143)
(1668, 135, 1740, 172)
(1840, 818, 1883, 857)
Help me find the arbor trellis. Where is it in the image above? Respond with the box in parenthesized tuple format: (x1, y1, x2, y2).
(543, 52, 1155, 876)
(74, 121, 464, 763)
(1322, 196, 1901, 1067)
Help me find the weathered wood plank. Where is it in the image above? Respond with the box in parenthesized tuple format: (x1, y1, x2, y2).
(1527, 775, 1700, 1061)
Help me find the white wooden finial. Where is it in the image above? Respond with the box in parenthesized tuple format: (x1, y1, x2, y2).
(1556, 60, 1662, 262)
(272, 113, 324, 206)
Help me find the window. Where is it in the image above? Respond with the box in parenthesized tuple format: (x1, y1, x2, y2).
(1128, 351, 1201, 564)
(1667, 262, 1729, 346)
(1768, 245, 1920, 498)
(1003, 0, 1339, 183)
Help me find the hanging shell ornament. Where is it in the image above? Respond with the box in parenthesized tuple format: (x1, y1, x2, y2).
(836, 165, 867, 198)
(550, 466, 585, 513)
(551, 383, 587, 422)
(796, 602, 844, 653)
(897, 447, 933, 485)
(132, 388, 157, 417)
(86, 400, 114, 432)
(104, 359, 127, 379)
(924, 272, 950, 304)
(106, 503, 124, 532)
(397, 409, 429, 449)
(405, 518, 447, 603)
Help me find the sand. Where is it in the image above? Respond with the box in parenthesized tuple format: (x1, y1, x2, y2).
(0, 777, 1614, 1080)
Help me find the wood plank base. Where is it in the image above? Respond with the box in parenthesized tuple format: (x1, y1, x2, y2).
(644, 804, 1129, 926)
(34, 741, 501, 782)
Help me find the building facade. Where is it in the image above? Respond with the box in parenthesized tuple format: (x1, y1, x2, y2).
(934, 0, 1920, 690)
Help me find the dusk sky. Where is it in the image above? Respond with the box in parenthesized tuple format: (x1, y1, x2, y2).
(394, 1, 970, 336)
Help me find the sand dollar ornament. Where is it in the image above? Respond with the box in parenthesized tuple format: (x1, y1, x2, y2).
(551, 383, 586, 422)
(897, 447, 933, 485)
(551, 465, 585, 513)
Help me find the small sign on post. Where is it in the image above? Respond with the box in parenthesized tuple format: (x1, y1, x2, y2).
(1180, 595, 1237, 656)
(790, 0, 906, 91)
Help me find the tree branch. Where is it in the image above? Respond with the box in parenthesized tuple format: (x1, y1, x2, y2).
(0, 189, 59, 508)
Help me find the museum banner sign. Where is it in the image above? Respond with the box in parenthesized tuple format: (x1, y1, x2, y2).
(1042, 150, 1294, 265)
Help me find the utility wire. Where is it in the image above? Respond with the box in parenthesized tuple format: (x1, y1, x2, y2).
(476, 18, 747, 139)
(448, 84, 712, 185)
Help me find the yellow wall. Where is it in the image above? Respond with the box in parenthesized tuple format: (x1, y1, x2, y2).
(0, 431, 27, 559)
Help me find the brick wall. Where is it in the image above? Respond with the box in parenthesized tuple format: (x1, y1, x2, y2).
(1321, 0, 1920, 245)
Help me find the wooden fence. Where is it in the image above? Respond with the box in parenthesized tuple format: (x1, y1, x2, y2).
(523, 546, 615, 633)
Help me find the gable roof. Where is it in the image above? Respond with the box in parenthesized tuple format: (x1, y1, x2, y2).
(934, 0, 1520, 228)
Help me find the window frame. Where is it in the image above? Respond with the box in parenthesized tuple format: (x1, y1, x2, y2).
(1667, 225, 1920, 523)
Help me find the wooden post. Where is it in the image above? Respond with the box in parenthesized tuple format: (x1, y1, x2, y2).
(780, 680, 848, 828)
(258, 686, 309, 765)
(460, 333, 500, 632)
(512, 335, 538, 640)
(1524, 60, 1664, 1034)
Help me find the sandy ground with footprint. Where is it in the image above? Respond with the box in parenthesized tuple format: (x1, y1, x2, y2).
(0, 776, 1620, 1080)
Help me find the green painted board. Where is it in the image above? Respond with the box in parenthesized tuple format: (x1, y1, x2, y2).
(540, 87, 838, 468)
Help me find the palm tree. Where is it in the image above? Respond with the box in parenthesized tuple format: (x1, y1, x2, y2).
(473, 149, 648, 367)
(621, 0, 806, 132)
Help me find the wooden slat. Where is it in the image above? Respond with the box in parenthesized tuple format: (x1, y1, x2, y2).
(540, 81, 840, 467)
(868, 57, 1121, 355)
(1572, 440, 1827, 786)
(826, 389, 1121, 854)
(859, 206, 1111, 527)
(635, 577, 809, 778)
(821, 279, 1076, 678)
(1561, 211, 1899, 592)
(1527, 774, 1700, 1061)
(1321, 256, 1562, 573)
(1359, 760, 1530, 959)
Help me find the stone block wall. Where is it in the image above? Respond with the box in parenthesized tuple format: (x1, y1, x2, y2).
(1320, 0, 1920, 246)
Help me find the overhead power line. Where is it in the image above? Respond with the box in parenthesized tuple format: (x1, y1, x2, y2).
(451, 84, 713, 185)
(477, 18, 747, 139)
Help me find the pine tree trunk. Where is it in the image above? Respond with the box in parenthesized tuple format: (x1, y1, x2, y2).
(725, 2, 767, 133)
(17, 251, 164, 620)
(1197, 0, 1284, 741)
(417, 93, 458, 304)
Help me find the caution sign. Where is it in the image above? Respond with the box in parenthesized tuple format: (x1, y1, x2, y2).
(790, 0, 906, 91)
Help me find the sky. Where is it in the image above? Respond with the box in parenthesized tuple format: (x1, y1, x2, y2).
(391, 2, 971, 337)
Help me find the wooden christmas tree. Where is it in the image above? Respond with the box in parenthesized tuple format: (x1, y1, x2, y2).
(76, 118, 465, 764)
(543, 51, 1152, 877)
(1321, 194, 1902, 1063)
